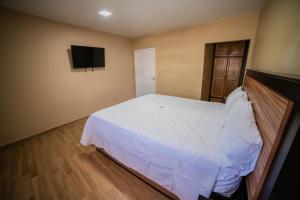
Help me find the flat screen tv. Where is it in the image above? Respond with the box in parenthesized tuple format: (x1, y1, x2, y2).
(71, 45, 105, 68)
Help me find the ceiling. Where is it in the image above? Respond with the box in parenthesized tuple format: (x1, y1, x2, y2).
(0, 0, 266, 38)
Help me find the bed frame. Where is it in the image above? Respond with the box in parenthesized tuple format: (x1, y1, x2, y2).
(243, 73, 293, 200)
(96, 69, 298, 200)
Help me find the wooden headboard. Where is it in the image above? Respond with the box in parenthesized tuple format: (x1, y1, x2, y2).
(243, 74, 294, 200)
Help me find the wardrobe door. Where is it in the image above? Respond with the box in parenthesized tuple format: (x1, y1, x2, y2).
(211, 57, 227, 98)
(215, 43, 228, 56)
(228, 41, 245, 56)
(224, 58, 242, 97)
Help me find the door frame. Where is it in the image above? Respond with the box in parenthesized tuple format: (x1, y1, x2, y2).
(134, 48, 156, 97)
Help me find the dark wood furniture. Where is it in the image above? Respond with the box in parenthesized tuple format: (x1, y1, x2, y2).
(243, 75, 293, 200)
(210, 41, 248, 102)
(243, 69, 300, 200)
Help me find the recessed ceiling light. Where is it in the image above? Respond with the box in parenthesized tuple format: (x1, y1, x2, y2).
(98, 10, 112, 17)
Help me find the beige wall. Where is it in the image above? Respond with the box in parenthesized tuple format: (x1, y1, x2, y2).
(251, 0, 300, 75)
(252, 0, 300, 75)
(133, 12, 260, 99)
(0, 9, 135, 146)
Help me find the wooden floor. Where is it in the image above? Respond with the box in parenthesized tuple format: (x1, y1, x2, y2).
(0, 118, 171, 200)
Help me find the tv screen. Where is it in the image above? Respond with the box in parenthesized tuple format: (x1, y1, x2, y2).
(71, 45, 105, 68)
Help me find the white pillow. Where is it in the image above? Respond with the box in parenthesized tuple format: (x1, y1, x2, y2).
(220, 100, 263, 176)
(226, 86, 243, 105)
(225, 89, 248, 115)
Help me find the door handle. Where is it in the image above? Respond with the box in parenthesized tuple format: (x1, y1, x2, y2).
(153, 77, 156, 80)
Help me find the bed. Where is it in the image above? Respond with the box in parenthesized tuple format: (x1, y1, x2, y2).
(80, 69, 294, 200)
(81, 94, 228, 199)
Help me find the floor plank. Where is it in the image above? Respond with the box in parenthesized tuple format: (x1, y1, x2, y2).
(0, 118, 171, 200)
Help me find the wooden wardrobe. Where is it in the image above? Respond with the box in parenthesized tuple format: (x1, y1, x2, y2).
(210, 41, 248, 103)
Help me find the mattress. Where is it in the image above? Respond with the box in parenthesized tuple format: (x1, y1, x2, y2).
(81, 94, 235, 199)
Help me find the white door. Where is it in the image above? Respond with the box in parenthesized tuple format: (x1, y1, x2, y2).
(134, 48, 156, 97)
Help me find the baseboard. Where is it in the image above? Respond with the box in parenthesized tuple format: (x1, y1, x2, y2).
(0, 115, 89, 148)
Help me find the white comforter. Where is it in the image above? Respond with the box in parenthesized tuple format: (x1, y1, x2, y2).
(81, 94, 225, 200)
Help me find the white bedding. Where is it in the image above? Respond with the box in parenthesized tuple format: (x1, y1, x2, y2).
(81, 94, 232, 199)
